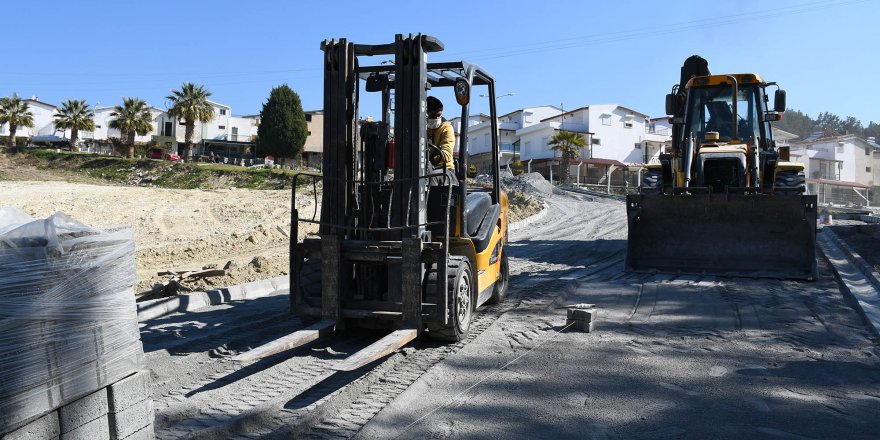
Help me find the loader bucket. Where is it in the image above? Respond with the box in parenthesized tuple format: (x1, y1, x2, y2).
(626, 193, 818, 279)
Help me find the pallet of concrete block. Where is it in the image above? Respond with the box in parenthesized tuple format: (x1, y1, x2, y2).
(0, 207, 149, 437)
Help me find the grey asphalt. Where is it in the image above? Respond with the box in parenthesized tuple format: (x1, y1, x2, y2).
(357, 257, 880, 439)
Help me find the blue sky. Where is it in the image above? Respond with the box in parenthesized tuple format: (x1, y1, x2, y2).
(3, 0, 878, 124)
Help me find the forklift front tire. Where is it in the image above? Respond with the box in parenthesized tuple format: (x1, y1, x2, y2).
(428, 256, 474, 342)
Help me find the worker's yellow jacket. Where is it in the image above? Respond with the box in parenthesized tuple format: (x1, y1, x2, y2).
(428, 121, 455, 170)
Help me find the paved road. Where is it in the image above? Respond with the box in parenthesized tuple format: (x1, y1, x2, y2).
(356, 193, 880, 440)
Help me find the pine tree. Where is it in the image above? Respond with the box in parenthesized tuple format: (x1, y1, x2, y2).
(257, 84, 308, 160)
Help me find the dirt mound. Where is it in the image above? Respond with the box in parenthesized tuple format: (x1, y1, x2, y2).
(507, 190, 543, 223)
(502, 172, 564, 196)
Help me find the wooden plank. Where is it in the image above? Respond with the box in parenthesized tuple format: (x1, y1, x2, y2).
(231, 320, 336, 363)
(332, 325, 419, 371)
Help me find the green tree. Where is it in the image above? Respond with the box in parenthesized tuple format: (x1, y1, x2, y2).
(257, 84, 308, 160)
(166, 82, 214, 162)
(815, 112, 844, 134)
(548, 131, 586, 184)
(0, 93, 35, 150)
(841, 115, 864, 135)
(777, 109, 816, 139)
(54, 99, 95, 152)
(109, 98, 153, 158)
(865, 121, 880, 141)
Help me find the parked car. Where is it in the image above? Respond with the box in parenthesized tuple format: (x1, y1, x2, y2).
(164, 153, 181, 162)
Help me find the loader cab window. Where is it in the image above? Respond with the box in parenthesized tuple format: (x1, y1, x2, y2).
(686, 85, 761, 143)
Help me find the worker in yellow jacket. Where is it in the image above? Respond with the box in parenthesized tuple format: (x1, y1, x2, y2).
(426, 96, 457, 186)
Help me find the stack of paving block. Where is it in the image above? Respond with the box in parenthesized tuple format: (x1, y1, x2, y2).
(0, 208, 154, 439)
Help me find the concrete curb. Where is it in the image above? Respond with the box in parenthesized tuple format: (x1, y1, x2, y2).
(816, 229, 880, 337)
(508, 200, 549, 233)
(136, 275, 289, 323)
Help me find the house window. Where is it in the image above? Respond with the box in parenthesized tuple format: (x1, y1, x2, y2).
(866, 147, 871, 156)
(867, 167, 872, 172)
(635, 142, 642, 149)
(162, 121, 173, 136)
(308, 131, 311, 135)
(231, 127, 238, 141)
(95, 125, 102, 129)
(524, 112, 533, 123)
(218, 125, 226, 130)
(592, 137, 601, 145)
(600, 114, 611, 126)
(624, 120, 633, 129)
(220, 109, 227, 115)
(306, 114, 312, 122)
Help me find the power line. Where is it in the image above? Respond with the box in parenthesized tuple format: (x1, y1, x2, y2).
(444, 0, 870, 61)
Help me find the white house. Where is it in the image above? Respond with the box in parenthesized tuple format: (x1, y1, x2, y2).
(513, 104, 669, 184)
(789, 134, 877, 205)
(0, 98, 58, 139)
(447, 113, 490, 153)
(465, 105, 562, 172)
(82, 105, 165, 145)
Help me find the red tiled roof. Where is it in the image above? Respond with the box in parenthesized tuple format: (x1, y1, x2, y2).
(807, 178, 869, 189)
(529, 157, 628, 167)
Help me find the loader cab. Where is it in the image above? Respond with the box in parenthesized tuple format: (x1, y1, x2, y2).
(683, 78, 767, 146)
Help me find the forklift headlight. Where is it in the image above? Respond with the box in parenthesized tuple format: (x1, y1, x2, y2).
(454, 79, 470, 106)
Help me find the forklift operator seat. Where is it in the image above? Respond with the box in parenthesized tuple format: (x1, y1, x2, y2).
(426, 189, 496, 246)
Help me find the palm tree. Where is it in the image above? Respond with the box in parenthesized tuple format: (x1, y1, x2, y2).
(166, 82, 214, 162)
(109, 98, 153, 158)
(548, 130, 587, 184)
(54, 99, 95, 152)
(0, 93, 35, 151)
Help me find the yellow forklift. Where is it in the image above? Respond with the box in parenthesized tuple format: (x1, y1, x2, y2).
(237, 34, 509, 370)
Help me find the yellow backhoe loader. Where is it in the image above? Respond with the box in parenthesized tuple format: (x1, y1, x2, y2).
(627, 56, 817, 279)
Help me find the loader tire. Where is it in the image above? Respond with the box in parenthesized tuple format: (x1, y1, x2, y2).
(488, 249, 509, 304)
(775, 170, 806, 195)
(427, 256, 474, 342)
(296, 258, 322, 324)
(641, 169, 663, 195)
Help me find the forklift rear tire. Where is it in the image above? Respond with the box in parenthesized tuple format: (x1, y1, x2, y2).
(488, 250, 509, 304)
(428, 256, 474, 342)
(297, 259, 322, 324)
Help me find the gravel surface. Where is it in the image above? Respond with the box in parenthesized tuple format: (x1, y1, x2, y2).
(356, 199, 880, 439)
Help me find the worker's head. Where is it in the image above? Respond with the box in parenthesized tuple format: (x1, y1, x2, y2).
(427, 96, 443, 129)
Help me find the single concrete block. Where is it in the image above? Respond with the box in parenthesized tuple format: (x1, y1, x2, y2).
(108, 371, 152, 413)
(0, 411, 60, 440)
(566, 305, 597, 332)
(60, 414, 109, 440)
(121, 423, 154, 440)
(109, 399, 153, 440)
(59, 389, 108, 433)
